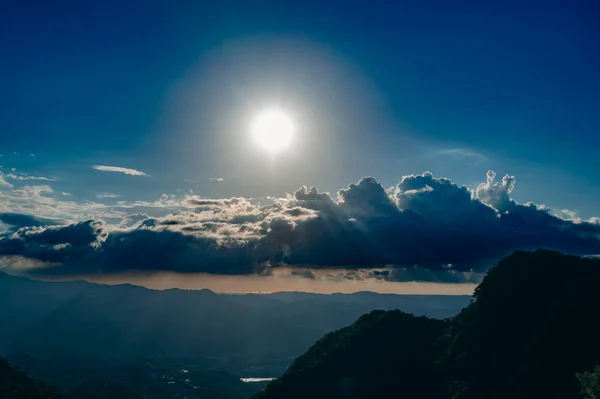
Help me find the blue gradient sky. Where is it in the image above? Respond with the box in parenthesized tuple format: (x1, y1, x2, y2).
(2, 0, 599, 218)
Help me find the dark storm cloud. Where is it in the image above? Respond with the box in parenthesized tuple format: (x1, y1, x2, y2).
(0, 213, 63, 229)
(367, 268, 483, 284)
(338, 177, 399, 217)
(1, 171, 599, 282)
(289, 185, 338, 213)
(0, 220, 105, 263)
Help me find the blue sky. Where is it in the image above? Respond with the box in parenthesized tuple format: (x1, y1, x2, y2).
(2, 0, 599, 215)
(1, 1, 599, 291)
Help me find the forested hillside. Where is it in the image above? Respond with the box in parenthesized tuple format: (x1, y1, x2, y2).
(255, 250, 600, 399)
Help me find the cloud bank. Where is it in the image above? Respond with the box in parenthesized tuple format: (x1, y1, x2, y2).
(92, 165, 148, 176)
(1, 171, 599, 283)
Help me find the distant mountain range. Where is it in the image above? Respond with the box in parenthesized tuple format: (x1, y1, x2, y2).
(0, 271, 469, 376)
(254, 250, 600, 399)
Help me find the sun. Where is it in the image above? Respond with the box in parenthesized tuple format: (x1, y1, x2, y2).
(252, 109, 294, 153)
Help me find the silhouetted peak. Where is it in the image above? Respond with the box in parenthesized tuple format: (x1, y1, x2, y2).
(472, 249, 600, 301)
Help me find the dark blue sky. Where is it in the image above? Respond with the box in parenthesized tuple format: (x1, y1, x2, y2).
(2, 0, 599, 217)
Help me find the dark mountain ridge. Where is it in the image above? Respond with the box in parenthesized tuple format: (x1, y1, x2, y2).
(0, 271, 468, 375)
(254, 250, 600, 399)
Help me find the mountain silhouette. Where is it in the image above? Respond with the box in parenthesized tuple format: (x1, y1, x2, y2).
(254, 310, 446, 399)
(253, 250, 600, 399)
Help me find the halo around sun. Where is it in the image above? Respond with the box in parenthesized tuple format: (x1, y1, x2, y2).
(252, 109, 294, 153)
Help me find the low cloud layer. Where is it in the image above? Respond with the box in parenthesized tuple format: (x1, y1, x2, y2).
(1, 171, 599, 283)
(92, 165, 148, 176)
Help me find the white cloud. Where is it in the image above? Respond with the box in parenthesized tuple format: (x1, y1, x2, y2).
(433, 148, 487, 161)
(0, 174, 13, 188)
(0, 255, 58, 272)
(0, 184, 122, 222)
(92, 165, 148, 176)
(61, 192, 72, 197)
(547, 208, 580, 222)
(114, 194, 185, 210)
(475, 170, 516, 212)
(97, 193, 121, 199)
(209, 177, 225, 182)
(5, 173, 54, 181)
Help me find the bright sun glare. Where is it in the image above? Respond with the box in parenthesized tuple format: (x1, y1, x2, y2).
(252, 109, 294, 153)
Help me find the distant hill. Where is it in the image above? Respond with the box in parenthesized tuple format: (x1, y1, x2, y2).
(253, 250, 600, 399)
(0, 357, 63, 399)
(255, 310, 447, 399)
(0, 272, 468, 374)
